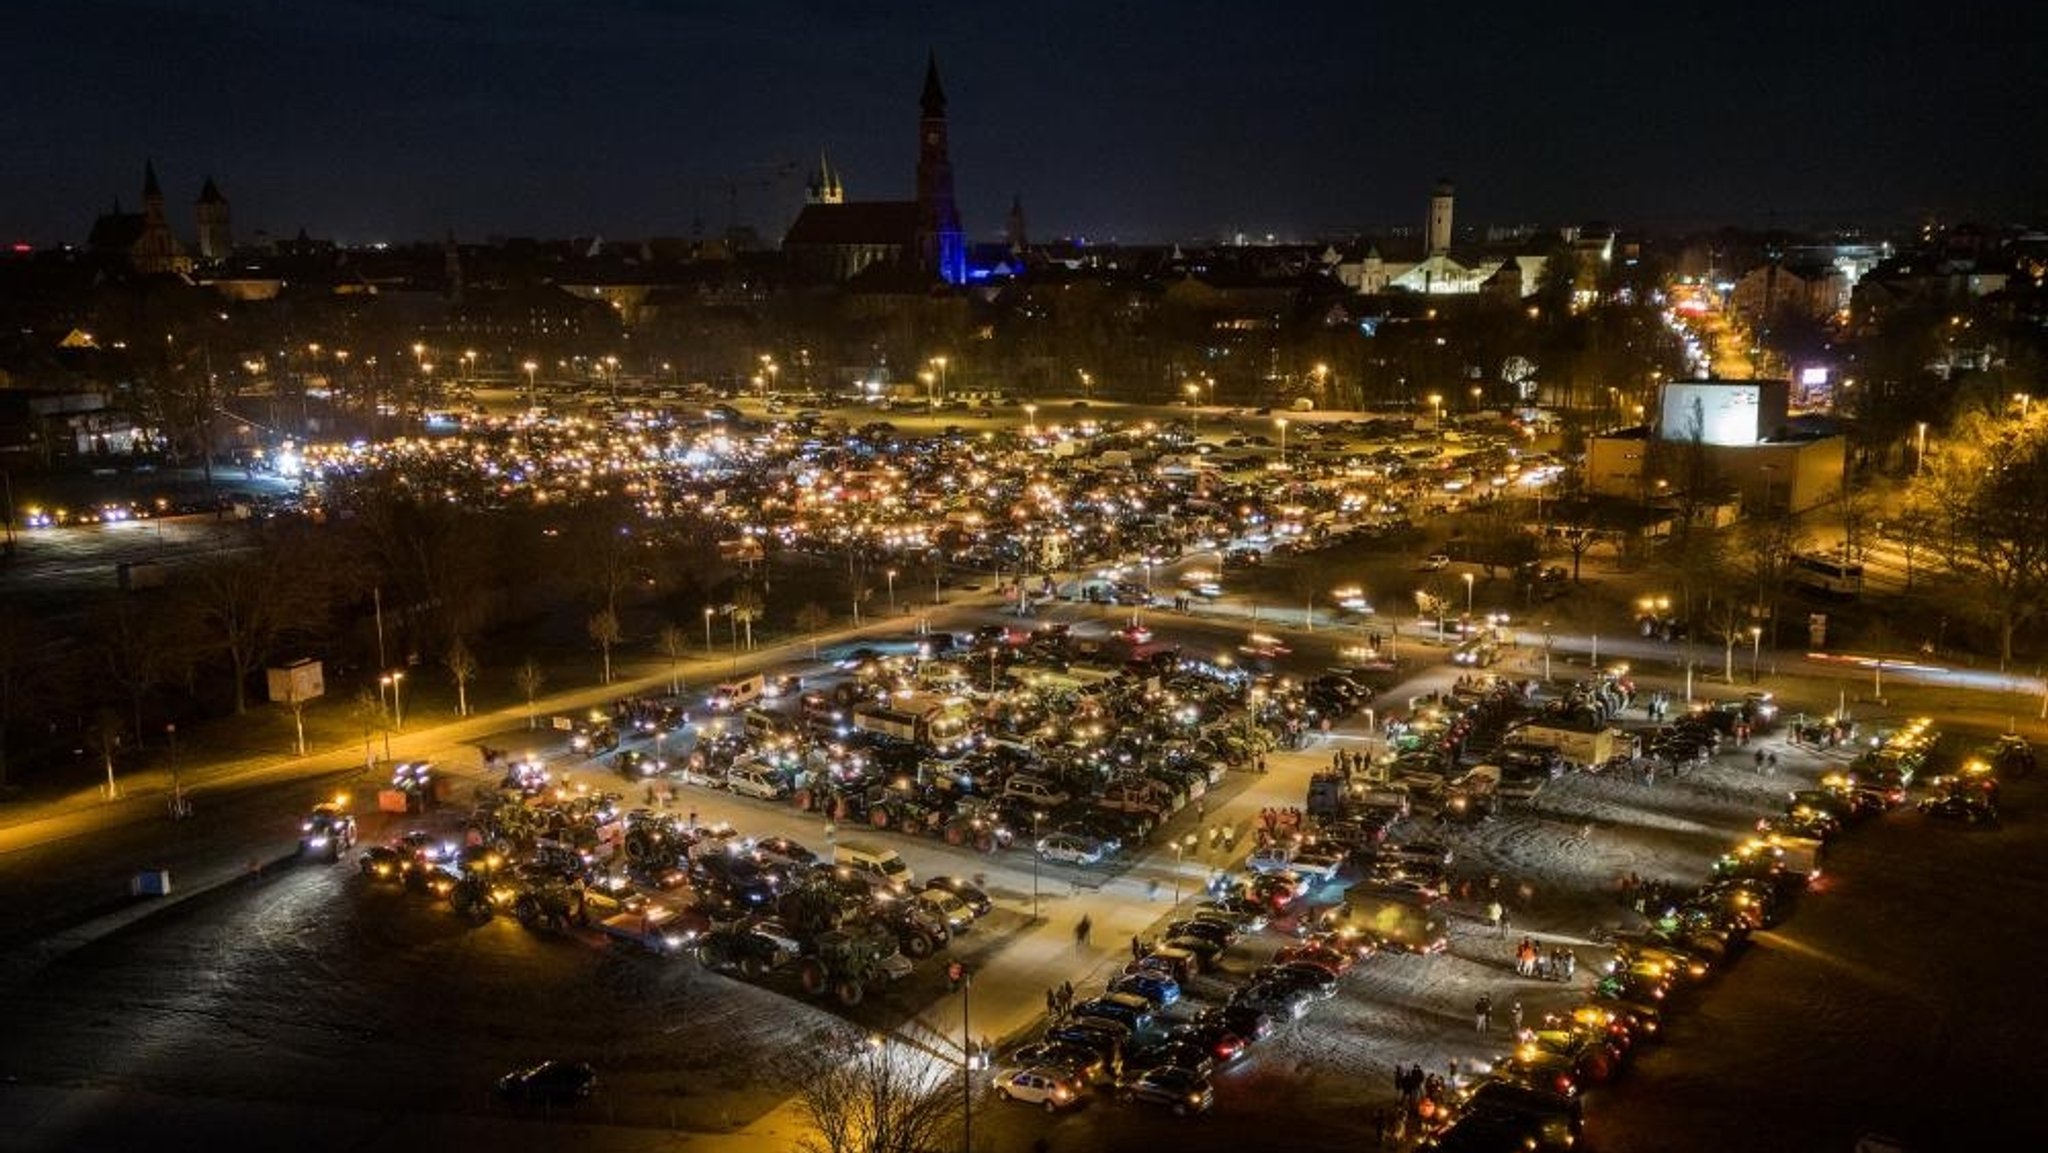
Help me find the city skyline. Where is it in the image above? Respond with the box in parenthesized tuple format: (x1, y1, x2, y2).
(8, 0, 2048, 247)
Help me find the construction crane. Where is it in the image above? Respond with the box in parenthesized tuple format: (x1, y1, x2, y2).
(692, 160, 799, 243)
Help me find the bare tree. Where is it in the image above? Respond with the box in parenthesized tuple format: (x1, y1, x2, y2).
(791, 1037, 962, 1153)
(657, 623, 689, 695)
(587, 610, 622, 684)
(794, 602, 833, 659)
(86, 706, 126, 800)
(178, 537, 327, 714)
(731, 586, 765, 650)
(514, 658, 546, 729)
(1735, 512, 1811, 648)
(444, 634, 478, 717)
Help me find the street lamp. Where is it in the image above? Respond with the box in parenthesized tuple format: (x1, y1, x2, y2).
(704, 606, 715, 653)
(1275, 417, 1288, 461)
(1030, 810, 1046, 920)
(1916, 422, 1928, 475)
(1185, 381, 1201, 427)
(1470, 384, 1483, 413)
(389, 671, 405, 728)
(886, 568, 898, 614)
(1542, 621, 1553, 682)
(1024, 404, 1038, 434)
(1749, 626, 1763, 685)
(1172, 832, 1199, 904)
(522, 360, 539, 409)
(932, 356, 948, 401)
(1428, 393, 1444, 439)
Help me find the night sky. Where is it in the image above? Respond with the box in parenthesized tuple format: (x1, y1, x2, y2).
(9, 0, 2047, 247)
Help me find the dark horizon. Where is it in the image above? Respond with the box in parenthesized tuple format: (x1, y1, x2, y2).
(8, 0, 2048, 248)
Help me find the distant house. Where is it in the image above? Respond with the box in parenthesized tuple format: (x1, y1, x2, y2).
(1729, 260, 1844, 323)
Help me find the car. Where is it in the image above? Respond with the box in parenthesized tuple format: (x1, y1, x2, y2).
(1124, 1038, 1217, 1079)
(1036, 831, 1112, 867)
(915, 889, 976, 933)
(1006, 1041, 1109, 1085)
(1163, 933, 1229, 970)
(1419, 553, 1451, 571)
(1271, 941, 1356, 977)
(1918, 792, 2000, 827)
(1119, 1065, 1214, 1116)
(1189, 897, 1270, 933)
(1044, 1019, 1130, 1062)
(496, 1060, 597, 1104)
(1490, 1044, 1582, 1101)
(1251, 961, 1341, 1000)
(1166, 1018, 1249, 1065)
(1238, 632, 1292, 659)
(356, 844, 408, 882)
(1163, 918, 1238, 949)
(749, 836, 818, 870)
(1072, 993, 1155, 1035)
(923, 875, 994, 917)
(1109, 969, 1183, 1008)
(1245, 869, 1312, 908)
(994, 1066, 1086, 1111)
(1112, 623, 1155, 645)
(1228, 978, 1314, 1022)
(1452, 1078, 1584, 1150)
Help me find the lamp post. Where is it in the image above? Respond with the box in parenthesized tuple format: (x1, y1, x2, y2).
(1185, 382, 1201, 428)
(1275, 417, 1288, 461)
(1428, 393, 1444, 440)
(886, 569, 898, 614)
(523, 360, 539, 409)
(1462, 572, 1475, 617)
(1030, 811, 1045, 920)
(704, 606, 715, 654)
(1470, 384, 1483, 413)
(1024, 404, 1038, 434)
(1916, 422, 1928, 475)
(932, 356, 948, 402)
(389, 671, 405, 728)
(1542, 621, 1553, 682)
(1749, 626, 1763, 685)
(1172, 833, 1199, 904)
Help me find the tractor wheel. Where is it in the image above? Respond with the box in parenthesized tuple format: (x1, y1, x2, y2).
(740, 955, 764, 981)
(793, 789, 814, 812)
(974, 833, 995, 854)
(836, 978, 865, 1007)
(514, 897, 540, 929)
(832, 798, 851, 822)
(799, 959, 828, 996)
(870, 809, 891, 829)
(902, 931, 933, 959)
(945, 825, 966, 847)
(625, 834, 653, 861)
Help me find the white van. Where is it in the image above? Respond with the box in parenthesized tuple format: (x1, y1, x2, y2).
(708, 674, 765, 712)
(834, 840, 914, 891)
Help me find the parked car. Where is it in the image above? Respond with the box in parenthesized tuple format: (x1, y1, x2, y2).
(1036, 831, 1113, 867)
(993, 1066, 1086, 1112)
(1119, 1065, 1215, 1116)
(923, 874, 993, 917)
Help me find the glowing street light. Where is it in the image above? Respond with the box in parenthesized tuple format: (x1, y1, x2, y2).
(1428, 393, 1444, 438)
(1749, 625, 1763, 685)
(1024, 404, 1038, 434)
(1916, 421, 1928, 475)
(886, 569, 898, 614)
(522, 359, 539, 409)
(1275, 417, 1289, 460)
(1462, 571, 1475, 616)
(704, 606, 716, 653)
(932, 356, 948, 400)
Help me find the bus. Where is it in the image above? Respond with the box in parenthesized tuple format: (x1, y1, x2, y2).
(1790, 554, 1863, 597)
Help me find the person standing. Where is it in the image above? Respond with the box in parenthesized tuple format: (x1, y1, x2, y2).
(1474, 993, 1493, 1033)
(1486, 899, 1504, 937)
(1075, 914, 1092, 949)
(1511, 998, 1524, 1035)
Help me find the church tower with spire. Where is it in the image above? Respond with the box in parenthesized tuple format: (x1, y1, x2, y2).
(130, 160, 192, 275)
(914, 52, 967, 285)
(806, 151, 844, 205)
(194, 176, 232, 263)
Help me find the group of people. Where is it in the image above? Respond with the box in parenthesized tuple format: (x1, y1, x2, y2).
(1043, 980, 1076, 1018)
(1512, 936, 1576, 981)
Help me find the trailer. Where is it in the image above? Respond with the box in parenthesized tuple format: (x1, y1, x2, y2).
(595, 905, 696, 956)
(851, 693, 974, 754)
(1506, 721, 1631, 770)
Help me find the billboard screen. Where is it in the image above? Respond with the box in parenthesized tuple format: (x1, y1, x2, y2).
(1660, 382, 1761, 446)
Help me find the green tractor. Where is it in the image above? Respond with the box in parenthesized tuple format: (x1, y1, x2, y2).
(797, 925, 913, 1007)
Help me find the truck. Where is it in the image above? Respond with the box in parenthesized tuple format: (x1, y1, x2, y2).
(1316, 892, 1450, 955)
(1506, 721, 1631, 770)
(851, 693, 974, 754)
